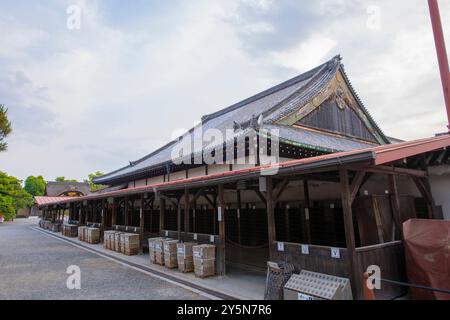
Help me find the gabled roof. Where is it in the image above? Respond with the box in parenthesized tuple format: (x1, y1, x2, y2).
(45, 181, 91, 196)
(94, 55, 388, 185)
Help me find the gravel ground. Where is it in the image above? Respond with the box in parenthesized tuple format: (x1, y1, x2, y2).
(0, 218, 206, 300)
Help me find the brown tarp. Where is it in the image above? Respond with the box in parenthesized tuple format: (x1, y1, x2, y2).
(403, 219, 450, 300)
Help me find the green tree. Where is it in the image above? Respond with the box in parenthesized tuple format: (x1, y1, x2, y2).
(0, 172, 33, 221)
(84, 171, 106, 192)
(55, 176, 78, 182)
(0, 104, 12, 152)
(0, 196, 15, 221)
(24, 175, 46, 197)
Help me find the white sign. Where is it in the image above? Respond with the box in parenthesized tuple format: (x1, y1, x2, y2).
(301, 244, 309, 255)
(304, 208, 310, 220)
(193, 233, 198, 240)
(165, 230, 169, 237)
(298, 292, 314, 300)
(217, 207, 222, 222)
(331, 247, 340, 259)
(177, 247, 185, 255)
(194, 251, 201, 259)
(330, 203, 335, 209)
(277, 242, 284, 252)
(210, 235, 215, 243)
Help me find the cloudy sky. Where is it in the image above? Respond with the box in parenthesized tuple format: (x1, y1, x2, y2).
(0, 0, 449, 182)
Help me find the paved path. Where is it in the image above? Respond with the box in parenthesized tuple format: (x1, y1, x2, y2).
(0, 218, 206, 300)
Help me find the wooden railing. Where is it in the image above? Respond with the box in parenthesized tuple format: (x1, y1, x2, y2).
(270, 241, 350, 278)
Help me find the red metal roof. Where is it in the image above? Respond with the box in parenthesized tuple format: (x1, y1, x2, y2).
(39, 134, 450, 207)
(35, 196, 74, 205)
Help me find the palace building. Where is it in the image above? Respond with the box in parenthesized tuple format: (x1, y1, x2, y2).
(38, 56, 450, 299)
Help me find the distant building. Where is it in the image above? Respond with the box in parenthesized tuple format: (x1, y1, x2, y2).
(28, 181, 91, 217)
(45, 181, 91, 197)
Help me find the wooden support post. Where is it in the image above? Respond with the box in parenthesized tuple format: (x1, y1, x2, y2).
(192, 199, 196, 234)
(340, 168, 359, 299)
(237, 189, 242, 245)
(177, 200, 182, 241)
(284, 203, 290, 242)
(388, 175, 402, 240)
(159, 198, 166, 233)
(101, 200, 105, 240)
(266, 177, 276, 260)
(140, 195, 145, 250)
(124, 197, 129, 227)
(112, 199, 117, 227)
(217, 184, 226, 276)
(184, 188, 190, 241)
(303, 179, 312, 244)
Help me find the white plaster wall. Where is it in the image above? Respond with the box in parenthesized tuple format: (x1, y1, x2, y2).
(188, 166, 206, 178)
(207, 164, 230, 175)
(135, 179, 147, 187)
(169, 170, 187, 181)
(147, 175, 164, 185)
(428, 165, 450, 220)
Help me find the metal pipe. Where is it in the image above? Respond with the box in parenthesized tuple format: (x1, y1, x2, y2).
(428, 0, 450, 130)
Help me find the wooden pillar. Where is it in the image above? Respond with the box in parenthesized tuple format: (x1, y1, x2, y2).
(177, 200, 182, 241)
(388, 175, 402, 240)
(303, 179, 312, 244)
(217, 184, 226, 276)
(159, 197, 166, 233)
(78, 204, 82, 225)
(236, 189, 242, 245)
(140, 195, 145, 249)
(124, 197, 129, 226)
(266, 177, 276, 260)
(284, 203, 290, 242)
(101, 200, 106, 240)
(340, 168, 359, 299)
(112, 199, 117, 227)
(184, 188, 190, 240)
(192, 199, 196, 233)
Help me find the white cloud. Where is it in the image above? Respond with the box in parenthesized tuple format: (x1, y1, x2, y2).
(270, 34, 337, 72)
(0, 0, 449, 182)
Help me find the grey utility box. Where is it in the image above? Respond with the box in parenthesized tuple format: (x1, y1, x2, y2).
(284, 270, 353, 300)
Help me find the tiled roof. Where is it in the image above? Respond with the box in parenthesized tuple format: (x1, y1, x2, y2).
(41, 134, 450, 207)
(94, 55, 388, 185)
(35, 196, 74, 205)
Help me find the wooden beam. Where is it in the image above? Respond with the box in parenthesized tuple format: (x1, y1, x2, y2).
(412, 176, 438, 219)
(339, 168, 359, 299)
(273, 178, 289, 203)
(357, 165, 427, 177)
(200, 191, 215, 208)
(217, 184, 226, 276)
(349, 171, 366, 204)
(254, 190, 267, 204)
